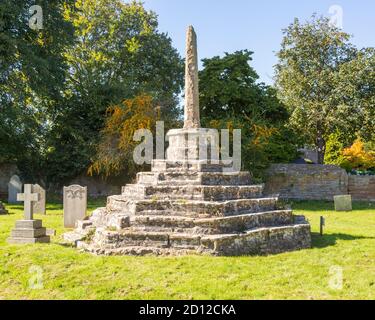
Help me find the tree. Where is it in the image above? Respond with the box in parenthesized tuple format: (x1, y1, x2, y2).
(200, 50, 288, 123)
(89, 95, 158, 179)
(199, 51, 299, 179)
(45, 0, 184, 184)
(335, 48, 375, 142)
(275, 16, 360, 164)
(0, 0, 74, 181)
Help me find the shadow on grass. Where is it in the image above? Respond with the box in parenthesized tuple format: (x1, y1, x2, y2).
(0, 212, 16, 216)
(312, 232, 375, 249)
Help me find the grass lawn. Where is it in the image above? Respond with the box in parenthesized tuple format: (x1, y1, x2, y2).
(1, 199, 375, 300)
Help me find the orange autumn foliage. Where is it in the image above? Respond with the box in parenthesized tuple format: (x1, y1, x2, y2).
(252, 124, 278, 147)
(342, 138, 375, 170)
(89, 94, 159, 177)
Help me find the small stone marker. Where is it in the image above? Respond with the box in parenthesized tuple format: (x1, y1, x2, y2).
(320, 216, 325, 236)
(0, 201, 8, 215)
(32, 184, 46, 215)
(46, 229, 56, 236)
(8, 175, 22, 204)
(64, 185, 87, 228)
(7, 184, 50, 244)
(334, 195, 352, 212)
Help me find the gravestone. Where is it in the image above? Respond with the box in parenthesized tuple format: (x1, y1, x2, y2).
(64, 185, 87, 228)
(0, 201, 8, 215)
(8, 175, 22, 204)
(32, 184, 46, 215)
(7, 184, 50, 244)
(334, 195, 352, 212)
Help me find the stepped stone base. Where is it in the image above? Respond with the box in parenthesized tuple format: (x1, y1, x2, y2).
(7, 220, 50, 244)
(64, 130, 311, 256)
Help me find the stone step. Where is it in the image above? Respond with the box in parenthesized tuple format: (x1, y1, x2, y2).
(93, 229, 197, 250)
(136, 171, 252, 186)
(77, 242, 197, 256)
(11, 227, 47, 238)
(92, 229, 179, 248)
(122, 184, 264, 201)
(80, 222, 311, 256)
(199, 224, 312, 256)
(7, 236, 50, 244)
(151, 160, 235, 173)
(107, 197, 279, 217)
(131, 210, 294, 235)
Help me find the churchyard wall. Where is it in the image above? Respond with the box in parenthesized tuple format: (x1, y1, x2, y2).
(264, 164, 375, 202)
(0, 163, 120, 199)
(348, 175, 375, 202)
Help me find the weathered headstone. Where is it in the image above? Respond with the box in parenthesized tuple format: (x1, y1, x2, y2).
(334, 195, 352, 212)
(32, 184, 46, 215)
(7, 184, 50, 244)
(64, 185, 87, 228)
(0, 201, 8, 215)
(8, 175, 22, 204)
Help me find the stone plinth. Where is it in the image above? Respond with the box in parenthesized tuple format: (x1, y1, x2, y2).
(7, 220, 50, 244)
(166, 129, 220, 162)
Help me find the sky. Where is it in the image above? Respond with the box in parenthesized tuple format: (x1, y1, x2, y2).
(141, 0, 375, 85)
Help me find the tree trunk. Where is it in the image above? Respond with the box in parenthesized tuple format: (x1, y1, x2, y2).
(316, 130, 326, 165)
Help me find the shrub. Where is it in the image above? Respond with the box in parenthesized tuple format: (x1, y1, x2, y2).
(342, 138, 375, 171)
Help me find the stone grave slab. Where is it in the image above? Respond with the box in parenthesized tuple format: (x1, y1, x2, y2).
(8, 175, 22, 204)
(334, 195, 352, 212)
(32, 184, 46, 215)
(64, 185, 87, 228)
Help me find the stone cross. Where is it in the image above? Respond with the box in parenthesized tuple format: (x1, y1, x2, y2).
(17, 184, 39, 220)
(184, 26, 201, 129)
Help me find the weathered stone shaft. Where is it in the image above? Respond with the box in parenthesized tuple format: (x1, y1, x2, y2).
(184, 26, 200, 129)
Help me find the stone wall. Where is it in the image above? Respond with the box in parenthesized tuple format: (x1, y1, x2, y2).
(0, 163, 18, 200)
(264, 164, 375, 202)
(349, 176, 375, 202)
(67, 175, 121, 198)
(264, 164, 349, 201)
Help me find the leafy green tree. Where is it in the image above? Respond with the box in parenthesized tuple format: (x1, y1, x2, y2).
(275, 16, 374, 164)
(324, 131, 346, 167)
(334, 48, 375, 142)
(199, 50, 299, 179)
(45, 0, 184, 184)
(0, 0, 74, 181)
(200, 50, 288, 124)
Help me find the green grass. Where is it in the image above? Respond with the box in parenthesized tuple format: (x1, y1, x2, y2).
(1, 200, 375, 300)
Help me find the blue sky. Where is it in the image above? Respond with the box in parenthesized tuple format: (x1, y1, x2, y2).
(142, 0, 375, 85)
